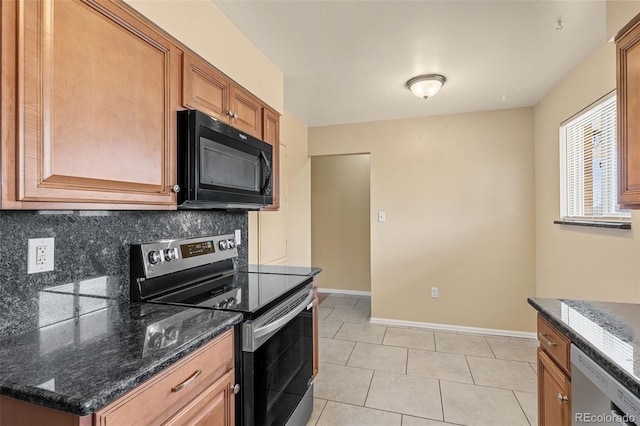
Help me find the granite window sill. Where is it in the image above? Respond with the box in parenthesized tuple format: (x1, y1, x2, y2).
(554, 220, 631, 230)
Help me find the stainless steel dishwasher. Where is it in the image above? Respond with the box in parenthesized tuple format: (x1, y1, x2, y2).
(571, 344, 640, 425)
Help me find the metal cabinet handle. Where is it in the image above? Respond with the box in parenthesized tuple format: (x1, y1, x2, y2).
(171, 370, 202, 392)
(539, 332, 557, 347)
(227, 110, 234, 117)
(231, 383, 240, 394)
(171, 184, 180, 193)
(557, 393, 568, 403)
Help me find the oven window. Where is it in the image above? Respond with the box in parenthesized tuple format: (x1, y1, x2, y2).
(243, 310, 313, 426)
(200, 137, 261, 192)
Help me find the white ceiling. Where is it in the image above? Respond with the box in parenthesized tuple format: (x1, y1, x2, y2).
(213, 0, 607, 127)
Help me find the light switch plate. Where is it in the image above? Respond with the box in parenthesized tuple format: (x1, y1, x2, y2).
(378, 211, 386, 222)
(235, 229, 242, 246)
(27, 238, 55, 274)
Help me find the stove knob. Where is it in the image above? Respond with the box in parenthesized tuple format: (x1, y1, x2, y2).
(227, 239, 236, 249)
(148, 250, 162, 265)
(148, 332, 163, 348)
(164, 248, 177, 262)
(227, 297, 237, 308)
(218, 240, 228, 251)
(219, 300, 228, 308)
(165, 326, 179, 340)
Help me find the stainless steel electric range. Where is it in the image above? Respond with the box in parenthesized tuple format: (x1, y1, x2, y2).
(130, 234, 314, 426)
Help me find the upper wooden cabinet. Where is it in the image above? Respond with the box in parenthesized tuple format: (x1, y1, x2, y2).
(182, 51, 263, 140)
(0, 0, 182, 209)
(616, 13, 640, 208)
(182, 50, 281, 210)
(262, 108, 281, 210)
(182, 53, 231, 123)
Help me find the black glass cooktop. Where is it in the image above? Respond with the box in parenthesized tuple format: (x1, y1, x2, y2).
(239, 264, 322, 277)
(151, 272, 312, 314)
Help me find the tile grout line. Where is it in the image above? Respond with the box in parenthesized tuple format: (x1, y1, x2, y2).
(312, 399, 328, 426)
(511, 389, 533, 426)
(438, 379, 446, 424)
(484, 336, 498, 359)
(464, 355, 476, 385)
(362, 369, 376, 408)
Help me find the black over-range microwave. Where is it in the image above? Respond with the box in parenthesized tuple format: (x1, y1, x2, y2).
(177, 109, 273, 210)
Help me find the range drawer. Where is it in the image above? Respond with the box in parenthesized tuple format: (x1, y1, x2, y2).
(537, 314, 571, 375)
(95, 329, 234, 426)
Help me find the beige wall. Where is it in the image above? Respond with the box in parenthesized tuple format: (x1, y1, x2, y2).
(249, 111, 312, 267)
(534, 1, 640, 302)
(123, 0, 283, 113)
(311, 155, 371, 292)
(309, 108, 536, 332)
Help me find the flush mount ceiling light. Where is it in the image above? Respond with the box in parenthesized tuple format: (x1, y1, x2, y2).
(405, 74, 446, 99)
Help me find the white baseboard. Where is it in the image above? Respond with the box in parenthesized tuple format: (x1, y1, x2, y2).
(369, 317, 537, 340)
(318, 288, 371, 297)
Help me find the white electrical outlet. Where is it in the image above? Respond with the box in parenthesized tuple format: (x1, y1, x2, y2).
(27, 238, 55, 274)
(235, 229, 242, 246)
(378, 211, 386, 222)
(431, 287, 439, 298)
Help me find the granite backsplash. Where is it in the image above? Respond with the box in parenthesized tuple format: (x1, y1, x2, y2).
(0, 210, 248, 338)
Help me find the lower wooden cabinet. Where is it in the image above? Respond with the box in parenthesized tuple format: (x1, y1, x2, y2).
(0, 329, 235, 426)
(537, 315, 571, 426)
(538, 348, 571, 425)
(312, 277, 319, 378)
(163, 370, 234, 426)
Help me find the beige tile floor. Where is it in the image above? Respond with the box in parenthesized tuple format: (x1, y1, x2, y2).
(308, 293, 539, 426)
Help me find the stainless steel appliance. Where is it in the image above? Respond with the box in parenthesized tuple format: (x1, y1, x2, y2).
(130, 234, 314, 426)
(177, 109, 273, 210)
(571, 344, 639, 425)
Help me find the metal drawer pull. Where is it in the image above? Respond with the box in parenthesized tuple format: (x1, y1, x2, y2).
(539, 332, 557, 347)
(171, 370, 202, 392)
(557, 393, 568, 403)
(232, 383, 240, 394)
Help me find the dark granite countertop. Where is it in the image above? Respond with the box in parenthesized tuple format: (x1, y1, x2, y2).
(0, 296, 242, 416)
(528, 297, 640, 399)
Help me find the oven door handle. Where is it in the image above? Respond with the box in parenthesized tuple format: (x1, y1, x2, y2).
(253, 289, 313, 340)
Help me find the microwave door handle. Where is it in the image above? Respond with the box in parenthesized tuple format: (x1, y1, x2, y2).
(260, 151, 271, 194)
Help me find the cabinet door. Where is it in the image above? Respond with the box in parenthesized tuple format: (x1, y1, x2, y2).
(163, 370, 235, 426)
(4, 0, 179, 207)
(312, 278, 319, 378)
(538, 348, 571, 426)
(617, 14, 640, 207)
(229, 85, 262, 139)
(182, 52, 231, 123)
(262, 108, 281, 211)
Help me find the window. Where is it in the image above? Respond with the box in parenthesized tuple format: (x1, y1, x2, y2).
(559, 92, 630, 220)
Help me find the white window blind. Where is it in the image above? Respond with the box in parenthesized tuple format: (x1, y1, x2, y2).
(559, 92, 630, 220)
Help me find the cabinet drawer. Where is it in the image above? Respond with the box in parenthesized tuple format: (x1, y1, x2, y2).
(537, 315, 571, 374)
(95, 329, 234, 426)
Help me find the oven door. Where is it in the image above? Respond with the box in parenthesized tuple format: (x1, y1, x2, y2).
(241, 287, 314, 426)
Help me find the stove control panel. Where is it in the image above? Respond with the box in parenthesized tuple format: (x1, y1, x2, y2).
(132, 234, 238, 280)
